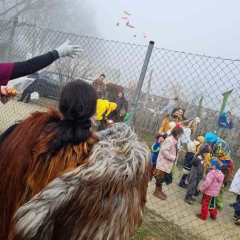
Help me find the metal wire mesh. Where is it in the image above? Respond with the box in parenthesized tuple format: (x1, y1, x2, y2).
(1, 18, 240, 240)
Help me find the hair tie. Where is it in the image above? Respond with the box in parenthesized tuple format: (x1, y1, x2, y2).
(175, 123, 181, 128)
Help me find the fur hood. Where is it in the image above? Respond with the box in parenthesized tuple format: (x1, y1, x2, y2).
(13, 123, 150, 240)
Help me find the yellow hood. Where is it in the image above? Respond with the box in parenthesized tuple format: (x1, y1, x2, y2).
(96, 99, 117, 120)
(106, 102, 117, 117)
(197, 136, 204, 143)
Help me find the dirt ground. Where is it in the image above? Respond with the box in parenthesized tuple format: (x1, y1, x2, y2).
(0, 98, 51, 132)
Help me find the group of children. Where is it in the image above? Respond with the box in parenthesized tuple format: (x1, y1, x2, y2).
(150, 126, 236, 222)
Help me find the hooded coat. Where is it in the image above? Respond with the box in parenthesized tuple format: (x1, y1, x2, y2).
(218, 112, 228, 129)
(156, 135, 177, 173)
(199, 169, 224, 197)
(116, 93, 128, 116)
(96, 99, 117, 120)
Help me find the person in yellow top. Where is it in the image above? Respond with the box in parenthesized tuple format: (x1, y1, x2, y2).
(204, 132, 233, 209)
(196, 136, 211, 175)
(96, 99, 117, 131)
(158, 108, 182, 133)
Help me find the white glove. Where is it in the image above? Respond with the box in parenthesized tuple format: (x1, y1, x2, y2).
(55, 40, 82, 58)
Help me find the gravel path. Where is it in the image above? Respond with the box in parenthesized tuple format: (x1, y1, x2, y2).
(147, 178, 240, 240)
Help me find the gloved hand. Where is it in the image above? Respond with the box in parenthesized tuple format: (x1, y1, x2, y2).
(55, 40, 82, 58)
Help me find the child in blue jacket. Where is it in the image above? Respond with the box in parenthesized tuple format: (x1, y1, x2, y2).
(150, 132, 168, 180)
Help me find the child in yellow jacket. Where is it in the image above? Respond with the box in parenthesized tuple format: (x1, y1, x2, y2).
(96, 99, 117, 130)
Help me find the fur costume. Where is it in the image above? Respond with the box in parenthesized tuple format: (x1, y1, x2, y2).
(0, 107, 99, 240)
(13, 123, 150, 240)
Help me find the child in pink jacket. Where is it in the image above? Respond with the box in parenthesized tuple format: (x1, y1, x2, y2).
(153, 125, 184, 200)
(196, 164, 229, 220)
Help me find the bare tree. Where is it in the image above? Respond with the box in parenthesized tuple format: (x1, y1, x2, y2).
(81, 61, 94, 79)
(0, 0, 56, 19)
(0, 0, 98, 37)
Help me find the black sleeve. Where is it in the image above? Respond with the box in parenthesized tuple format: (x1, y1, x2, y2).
(125, 99, 128, 111)
(191, 155, 199, 167)
(9, 50, 59, 80)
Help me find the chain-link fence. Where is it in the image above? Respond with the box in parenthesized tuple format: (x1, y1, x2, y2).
(1, 18, 240, 240)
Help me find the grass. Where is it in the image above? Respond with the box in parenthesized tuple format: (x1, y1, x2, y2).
(136, 129, 240, 239)
(133, 208, 205, 240)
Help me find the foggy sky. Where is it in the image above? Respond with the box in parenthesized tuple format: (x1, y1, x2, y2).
(93, 0, 240, 60)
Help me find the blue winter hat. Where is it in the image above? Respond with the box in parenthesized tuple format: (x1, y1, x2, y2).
(204, 132, 218, 143)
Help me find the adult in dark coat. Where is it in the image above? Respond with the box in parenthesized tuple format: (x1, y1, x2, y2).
(116, 92, 128, 122)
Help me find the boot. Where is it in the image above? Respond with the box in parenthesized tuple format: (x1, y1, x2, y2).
(153, 186, 166, 200)
(230, 203, 236, 208)
(184, 195, 193, 205)
(194, 189, 200, 197)
(162, 191, 167, 198)
(178, 178, 187, 189)
(235, 216, 240, 225)
(191, 196, 196, 201)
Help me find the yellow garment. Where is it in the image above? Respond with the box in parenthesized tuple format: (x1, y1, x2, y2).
(196, 135, 210, 174)
(158, 115, 181, 133)
(96, 99, 117, 121)
(196, 136, 204, 153)
(106, 102, 117, 117)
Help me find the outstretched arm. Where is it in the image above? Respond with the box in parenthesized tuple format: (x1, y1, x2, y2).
(10, 50, 59, 80)
(0, 41, 82, 86)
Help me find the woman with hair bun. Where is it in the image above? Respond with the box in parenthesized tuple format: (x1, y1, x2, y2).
(0, 80, 98, 239)
(0, 80, 151, 240)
